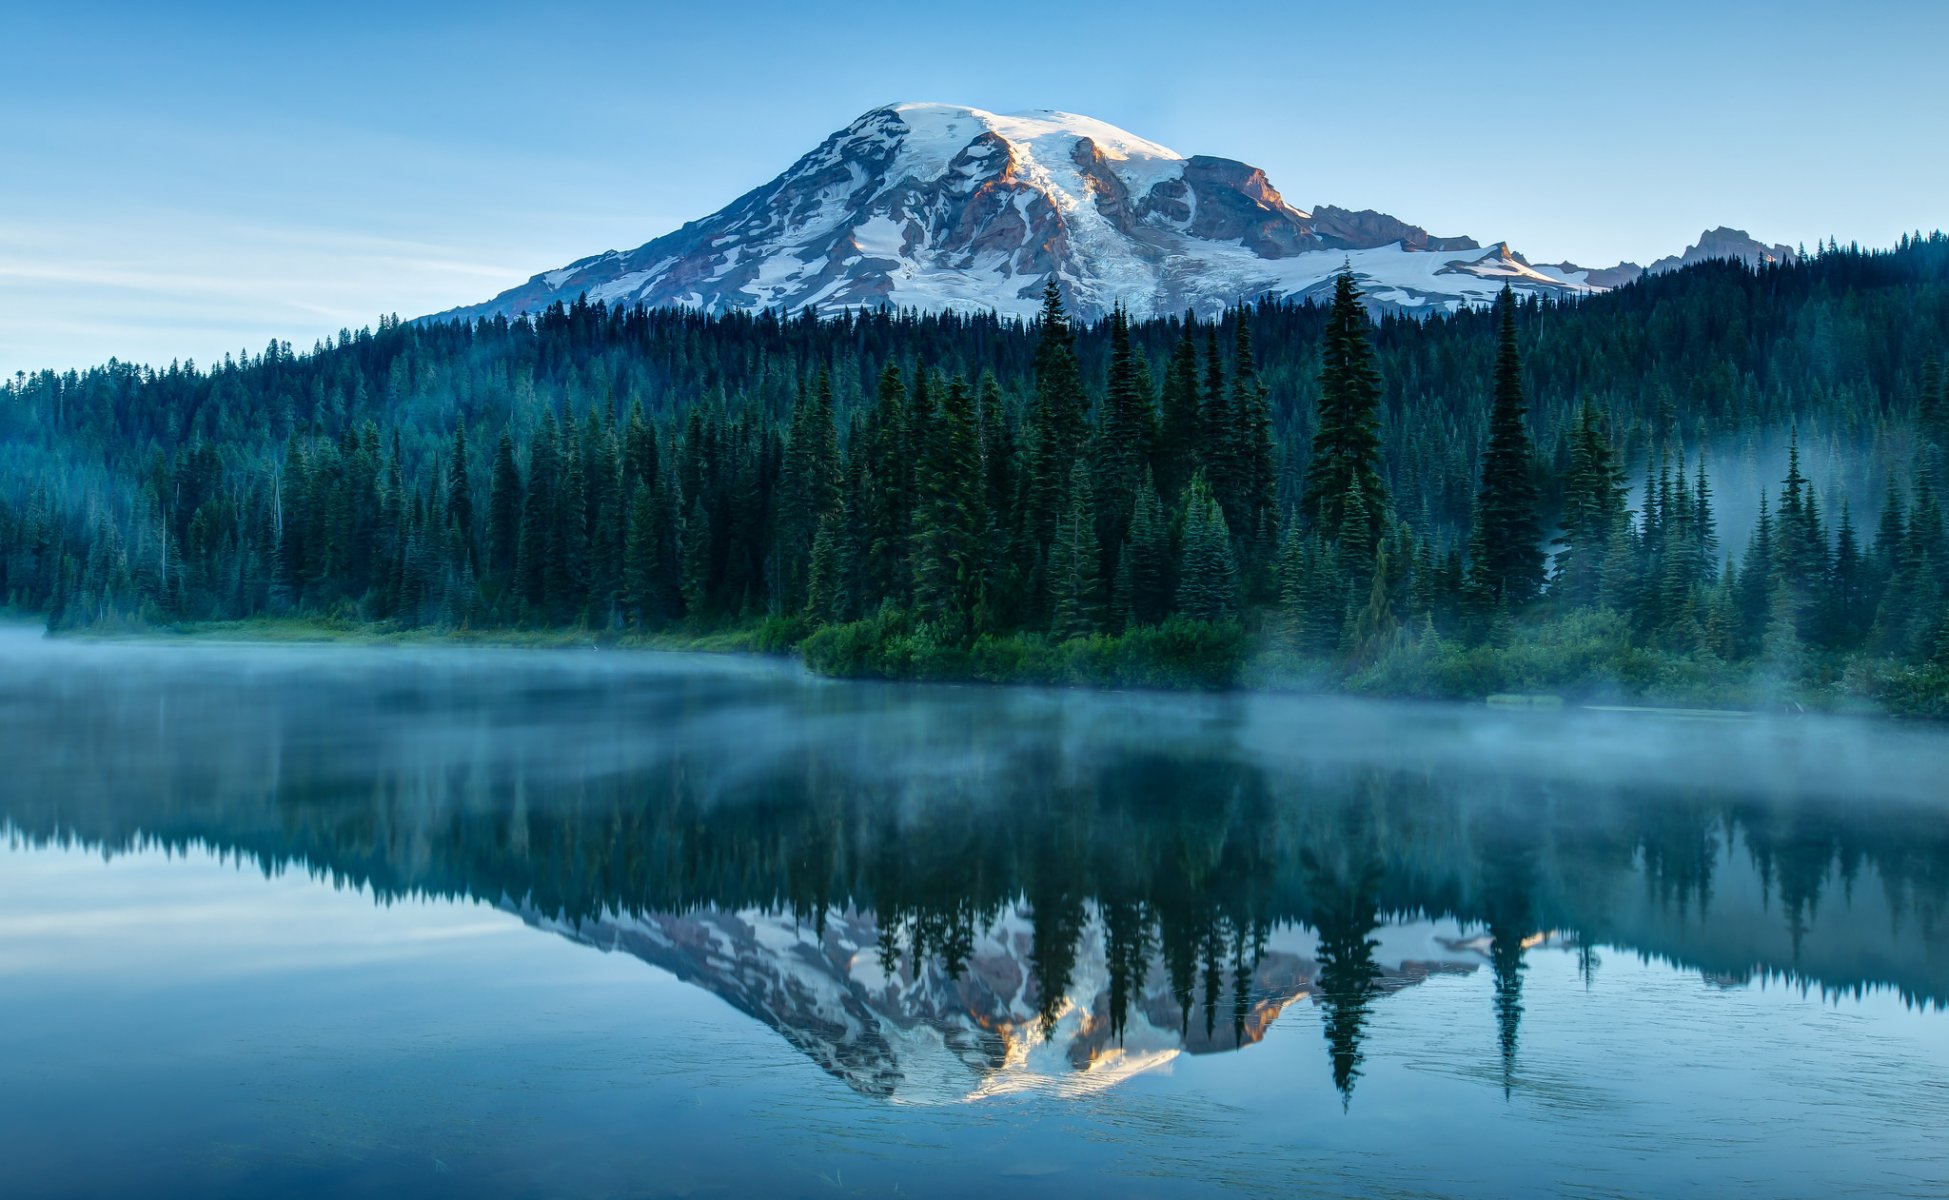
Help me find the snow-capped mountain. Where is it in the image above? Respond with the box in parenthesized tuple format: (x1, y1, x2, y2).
(438, 102, 1795, 324)
(519, 899, 1487, 1102)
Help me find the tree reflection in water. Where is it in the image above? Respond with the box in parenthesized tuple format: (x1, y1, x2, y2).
(4, 638, 1946, 1102)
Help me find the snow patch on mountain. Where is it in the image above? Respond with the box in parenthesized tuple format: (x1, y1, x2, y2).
(434, 103, 1792, 325)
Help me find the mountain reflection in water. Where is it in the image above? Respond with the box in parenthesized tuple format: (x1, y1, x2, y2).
(3, 630, 1945, 1108)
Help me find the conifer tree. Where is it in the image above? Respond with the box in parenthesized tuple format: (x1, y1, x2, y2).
(447, 421, 475, 571)
(623, 482, 658, 627)
(1553, 404, 1625, 607)
(680, 497, 710, 620)
(1157, 321, 1203, 503)
(1095, 306, 1154, 560)
(914, 376, 988, 635)
(863, 362, 913, 604)
(553, 436, 591, 621)
(1739, 492, 1776, 649)
(1351, 542, 1397, 661)
(1200, 326, 1229, 496)
(1302, 270, 1387, 554)
(805, 511, 840, 626)
(1824, 498, 1865, 648)
(1175, 473, 1237, 622)
(487, 431, 522, 592)
(1120, 469, 1172, 627)
(1468, 289, 1544, 607)
(585, 411, 623, 625)
(516, 413, 559, 616)
(1048, 460, 1104, 640)
(1026, 281, 1087, 591)
(1230, 313, 1278, 596)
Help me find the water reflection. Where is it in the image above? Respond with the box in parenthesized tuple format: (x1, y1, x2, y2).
(3, 630, 1946, 1105)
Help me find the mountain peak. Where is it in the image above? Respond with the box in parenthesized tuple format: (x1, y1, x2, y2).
(434, 105, 1767, 326)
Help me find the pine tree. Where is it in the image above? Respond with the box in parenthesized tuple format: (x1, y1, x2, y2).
(1047, 460, 1103, 640)
(1095, 305, 1154, 559)
(805, 510, 840, 626)
(1296, 535, 1346, 654)
(779, 371, 840, 609)
(1156, 321, 1203, 504)
(914, 376, 988, 635)
(447, 421, 475, 571)
(1175, 472, 1237, 622)
(1230, 313, 1278, 596)
(516, 413, 559, 616)
(1824, 498, 1864, 648)
(1553, 403, 1625, 606)
(620, 481, 654, 627)
(1468, 289, 1544, 607)
(585, 410, 623, 626)
(1200, 326, 1230, 501)
(1301, 270, 1387, 554)
(1351, 542, 1397, 661)
(1694, 458, 1720, 585)
(679, 496, 710, 620)
(487, 431, 522, 593)
(1025, 280, 1088, 602)
(553, 435, 591, 621)
(864, 362, 913, 604)
(1774, 429, 1830, 637)
(1739, 492, 1776, 650)
(1121, 469, 1172, 627)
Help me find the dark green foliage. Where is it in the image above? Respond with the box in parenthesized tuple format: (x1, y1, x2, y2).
(1176, 472, 1237, 622)
(8, 235, 1949, 704)
(913, 376, 988, 635)
(1554, 404, 1626, 607)
(1468, 290, 1545, 607)
(1048, 460, 1104, 641)
(1023, 280, 1088, 617)
(1301, 270, 1388, 556)
(487, 432, 522, 593)
(1119, 468, 1173, 628)
(1156, 322, 1203, 504)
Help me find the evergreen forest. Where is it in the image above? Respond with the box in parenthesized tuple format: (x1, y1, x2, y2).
(5, 235, 1949, 712)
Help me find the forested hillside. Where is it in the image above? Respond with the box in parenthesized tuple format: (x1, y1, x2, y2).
(4, 235, 1948, 709)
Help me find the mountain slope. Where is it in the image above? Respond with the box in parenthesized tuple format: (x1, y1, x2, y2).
(439, 102, 1762, 324)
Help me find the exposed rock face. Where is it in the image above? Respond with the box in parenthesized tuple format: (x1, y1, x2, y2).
(434, 103, 1792, 325)
(1543, 227, 1799, 292)
(1312, 205, 1479, 254)
(1646, 226, 1798, 275)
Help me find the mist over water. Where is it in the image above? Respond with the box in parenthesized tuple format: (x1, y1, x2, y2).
(3, 625, 1947, 1198)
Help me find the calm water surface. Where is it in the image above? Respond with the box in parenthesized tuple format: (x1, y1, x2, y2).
(2, 627, 1946, 1198)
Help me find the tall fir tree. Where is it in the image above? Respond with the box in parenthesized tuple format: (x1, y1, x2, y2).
(487, 431, 523, 594)
(1468, 289, 1544, 607)
(1176, 472, 1238, 622)
(913, 376, 989, 635)
(1302, 270, 1388, 555)
(1047, 460, 1104, 640)
(1156, 320, 1204, 504)
(446, 421, 475, 571)
(1025, 280, 1088, 612)
(1553, 403, 1625, 607)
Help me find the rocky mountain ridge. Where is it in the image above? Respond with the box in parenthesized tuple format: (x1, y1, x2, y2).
(438, 103, 1796, 324)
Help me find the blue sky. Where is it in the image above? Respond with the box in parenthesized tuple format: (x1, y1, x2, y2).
(4, 0, 1944, 375)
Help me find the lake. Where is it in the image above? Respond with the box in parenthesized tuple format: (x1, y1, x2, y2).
(2, 626, 1945, 1199)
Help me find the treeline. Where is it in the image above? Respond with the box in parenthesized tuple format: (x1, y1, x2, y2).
(4, 234, 1949, 704)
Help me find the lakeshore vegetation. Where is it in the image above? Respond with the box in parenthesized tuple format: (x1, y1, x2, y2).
(5, 238, 1949, 710)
